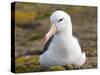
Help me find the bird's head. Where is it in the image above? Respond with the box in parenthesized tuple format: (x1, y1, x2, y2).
(45, 10, 72, 42)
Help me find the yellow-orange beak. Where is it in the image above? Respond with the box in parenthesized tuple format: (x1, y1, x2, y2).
(44, 23, 57, 43)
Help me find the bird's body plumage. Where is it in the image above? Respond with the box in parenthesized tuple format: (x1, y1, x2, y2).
(39, 10, 86, 67)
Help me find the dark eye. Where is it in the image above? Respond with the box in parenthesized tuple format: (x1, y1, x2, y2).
(58, 18, 63, 22)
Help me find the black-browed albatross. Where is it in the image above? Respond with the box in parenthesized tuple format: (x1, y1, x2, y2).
(39, 10, 86, 68)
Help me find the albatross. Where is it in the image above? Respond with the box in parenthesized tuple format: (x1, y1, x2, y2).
(39, 10, 86, 68)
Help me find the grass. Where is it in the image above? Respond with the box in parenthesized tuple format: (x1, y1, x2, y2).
(16, 53, 97, 73)
(47, 66, 66, 71)
(15, 10, 38, 24)
(15, 55, 78, 73)
(16, 55, 46, 73)
(29, 33, 43, 41)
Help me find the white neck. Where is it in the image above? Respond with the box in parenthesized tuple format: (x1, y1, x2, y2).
(66, 23, 72, 36)
(60, 22, 73, 37)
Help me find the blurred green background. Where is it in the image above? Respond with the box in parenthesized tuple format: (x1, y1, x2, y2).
(12, 2, 97, 73)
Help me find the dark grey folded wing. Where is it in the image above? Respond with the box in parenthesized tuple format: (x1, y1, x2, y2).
(73, 33, 84, 53)
(41, 35, 54, 54)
